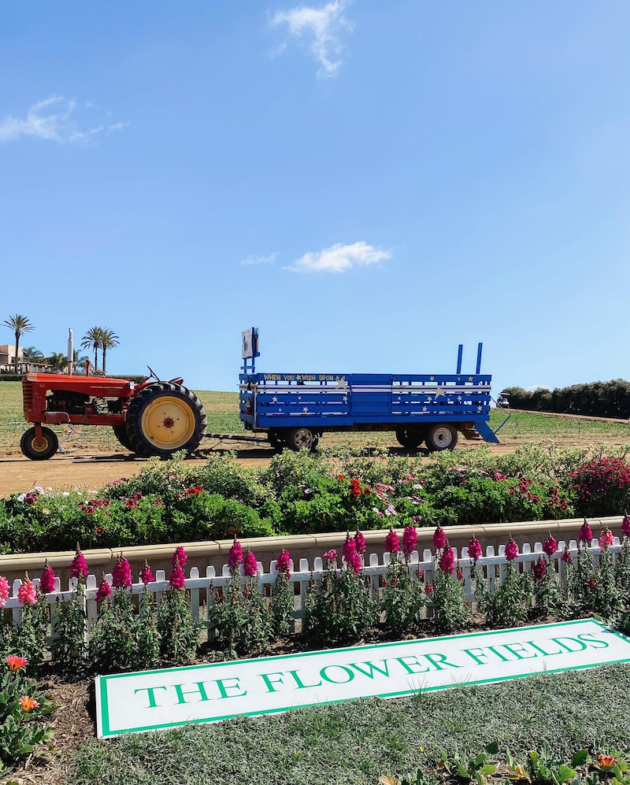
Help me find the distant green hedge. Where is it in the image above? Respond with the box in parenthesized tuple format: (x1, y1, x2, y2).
(502, 379, 630, 419)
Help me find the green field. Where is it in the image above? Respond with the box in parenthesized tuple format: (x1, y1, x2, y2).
(1, 381, 629, 452)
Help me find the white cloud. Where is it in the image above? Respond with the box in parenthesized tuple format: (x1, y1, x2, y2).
(240, 252, 279, 266)
(285, 241, 391, 273)
(525, 384, 551, 392)
(270, 0, 354, 78)
(0, 96, 128, 146)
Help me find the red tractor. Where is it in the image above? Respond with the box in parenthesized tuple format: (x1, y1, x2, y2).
(20, 370, 207, 460)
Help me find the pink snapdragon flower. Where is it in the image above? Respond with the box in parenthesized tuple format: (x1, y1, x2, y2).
(425, 584, 434, 595)
(228, 539, 243, 571)
(17, 576, 36, 606)
(172, 546, 187, 569)
(561, 546, 573, 564)
(96, 576, 112, 603)
(343, 532, 357, 564)
(140, 561, 154, 585)
(505, 537, 519, 562)
(0, 577, 9, 609)
(385, 528, 400, 554)
(169, 563, 186, 590)
(112, 554, 133, 589)
(543, 535, 557, 558)
(70, 544, 88, 580)
(243, 550, 258, 577)
(468, 536, 482, 563)
(438, 544, 456, 574)
(402, 525, 418, 556)
(354, 529, 366, 555)
(276, 549, 291, 577)
(323, 549, 337, 563)
(532, 557, 547, 581)
(40, 561, 56, 594)
(579, 520, 593, 545)
(433, 525, 446, 551)
(622, 514, 630, 539)
(599, 528, 614, 549)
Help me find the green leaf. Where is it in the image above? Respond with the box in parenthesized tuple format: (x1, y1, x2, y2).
(555, 765, 577, 783)
(486, 742, 500, 756)
(479, 764, 497, 776)
(458, 762, 471, 779)
(571, 750, 589, 767)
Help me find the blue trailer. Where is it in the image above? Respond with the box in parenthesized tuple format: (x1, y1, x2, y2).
(238, 328, 501, 452)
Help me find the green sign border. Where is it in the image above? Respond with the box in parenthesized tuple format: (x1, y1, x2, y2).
(97, 618, 630, 738)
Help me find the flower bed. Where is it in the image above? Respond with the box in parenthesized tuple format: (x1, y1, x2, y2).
(2, 445, 630, 556)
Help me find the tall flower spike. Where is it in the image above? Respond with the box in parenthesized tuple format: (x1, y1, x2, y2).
(40, 560, 56, 594)
(227, 538, 243, 571)
(70, 543, 88, 580)
(243, 549, 258, 577)
(96, 574, 112, 603)
(140, 560, 154, 585)
(599, 528, 614, 549)
(402, 525, 418, 556)
(169, 562, 186, 590)
(504, 537, 519, 562)
(354, 528, 366, 555)
(172, 546, 187, 568)
(276, 549, 291, 577)
(468, 536, 482, 563)
(112, 553, 132, 589)
(542, 535, 557, 558)
(343, 532, 357, 564)
(579, 519, 593, 545)
(385, 528, 400, 554)
(438, 544, 456, 574)
(17, 574, 36, 606)
(622, 513, 630, 539)
(0, 577, 8, 609)
(433, 525, 446, 551)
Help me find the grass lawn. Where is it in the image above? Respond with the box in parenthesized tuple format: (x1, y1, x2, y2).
(1, 381, 630, 452)
(69, 663, 630, 785)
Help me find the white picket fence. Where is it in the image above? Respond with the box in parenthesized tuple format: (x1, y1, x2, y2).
(3, 536, 625, 643)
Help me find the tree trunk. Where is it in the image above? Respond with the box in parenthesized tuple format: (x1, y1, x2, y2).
(14, 332, 20, 375)
(102, 347, 107, 375)
(94, 346, 98, 372)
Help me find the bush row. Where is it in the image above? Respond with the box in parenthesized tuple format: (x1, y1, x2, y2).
(2, 445, 630, 555)
(502, 379, 630, 419)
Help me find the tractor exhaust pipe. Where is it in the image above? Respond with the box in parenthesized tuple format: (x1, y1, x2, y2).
(67, 328, 74, 375)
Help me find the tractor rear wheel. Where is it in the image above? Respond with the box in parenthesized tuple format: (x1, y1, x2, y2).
(125, 382, 207, 458)
(21, 426, 59, 461)
(395, 428, 424, 449)
(113, 425, 135, 453)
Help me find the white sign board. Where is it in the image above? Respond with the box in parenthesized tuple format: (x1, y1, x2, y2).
(242, 328, 258, 360)
(96, 619, 630, 738)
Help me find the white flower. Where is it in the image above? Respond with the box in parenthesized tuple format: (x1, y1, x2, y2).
(33, 486, 44, 494)
(61, 492, 70, 497)
(17, 493, 26, 502)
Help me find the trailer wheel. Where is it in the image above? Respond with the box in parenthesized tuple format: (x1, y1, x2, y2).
(287, 427, 317, 451)
(425, 423, 458, 452)
(125, 382, 207, 458)
(268, 429, 287, 452)
(20, 426, 59, 461)
(113, 425, 135, 452)
(395, 429, 424, 449)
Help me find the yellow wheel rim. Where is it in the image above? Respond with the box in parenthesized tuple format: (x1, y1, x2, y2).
(140, 396, 196, 450)
(31, 435, 50, 453)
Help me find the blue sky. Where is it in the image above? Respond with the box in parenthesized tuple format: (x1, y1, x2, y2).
(1, 0, 628, 394)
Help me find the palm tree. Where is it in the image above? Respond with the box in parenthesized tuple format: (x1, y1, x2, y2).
(2, 315, 34, 373)
(81, 327, 102, 372)
(100, 329, 120, 375)
(49, 352, 68, 373)
(23, 346, 44, 362)
(73, 350, 89, 374)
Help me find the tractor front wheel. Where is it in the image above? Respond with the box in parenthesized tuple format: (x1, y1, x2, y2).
(125, 382, 207, 458)
(21, 426, 59, 461)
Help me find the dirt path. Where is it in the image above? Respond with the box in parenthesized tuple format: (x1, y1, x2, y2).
(2, 435, 630, 497)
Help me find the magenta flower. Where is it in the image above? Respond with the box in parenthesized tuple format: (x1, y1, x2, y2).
(169, 563, 186, 590)
(40, 560, 56, 594)
(227, 538, 243, 571)
(587, 577, 597, 592)
(438, 544, 456, 574)
(468, 536, 482, 563)
(579, 520, 593, 545)
(276, 549, 291, 576)
(348, 551, 362, 576)
(433, 525, 447, 551)
(543, 535, 557, 558)
(244, 550, 258, 577)
(425, 584, 434, 595)
(96, 576, 112, 603)
(385, 528, 400, 554)
(17, 577, 36, 606)
(140, 561, 154, 585)
(343, 532, 357, 564)
(0, 577, 9, 609)
(402, 525, 418, 556)
(599, 528, 614, 549)
(70, 544, 88, 580)
(172, 546, 187, 569)
(532, 557, 547, 581)
(112, 554, 133, 589)
(561, 546, 573, 564)
(505, 537, 519, 562)
(354, 529, 366, 555)
(323, 549, 337, 563)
